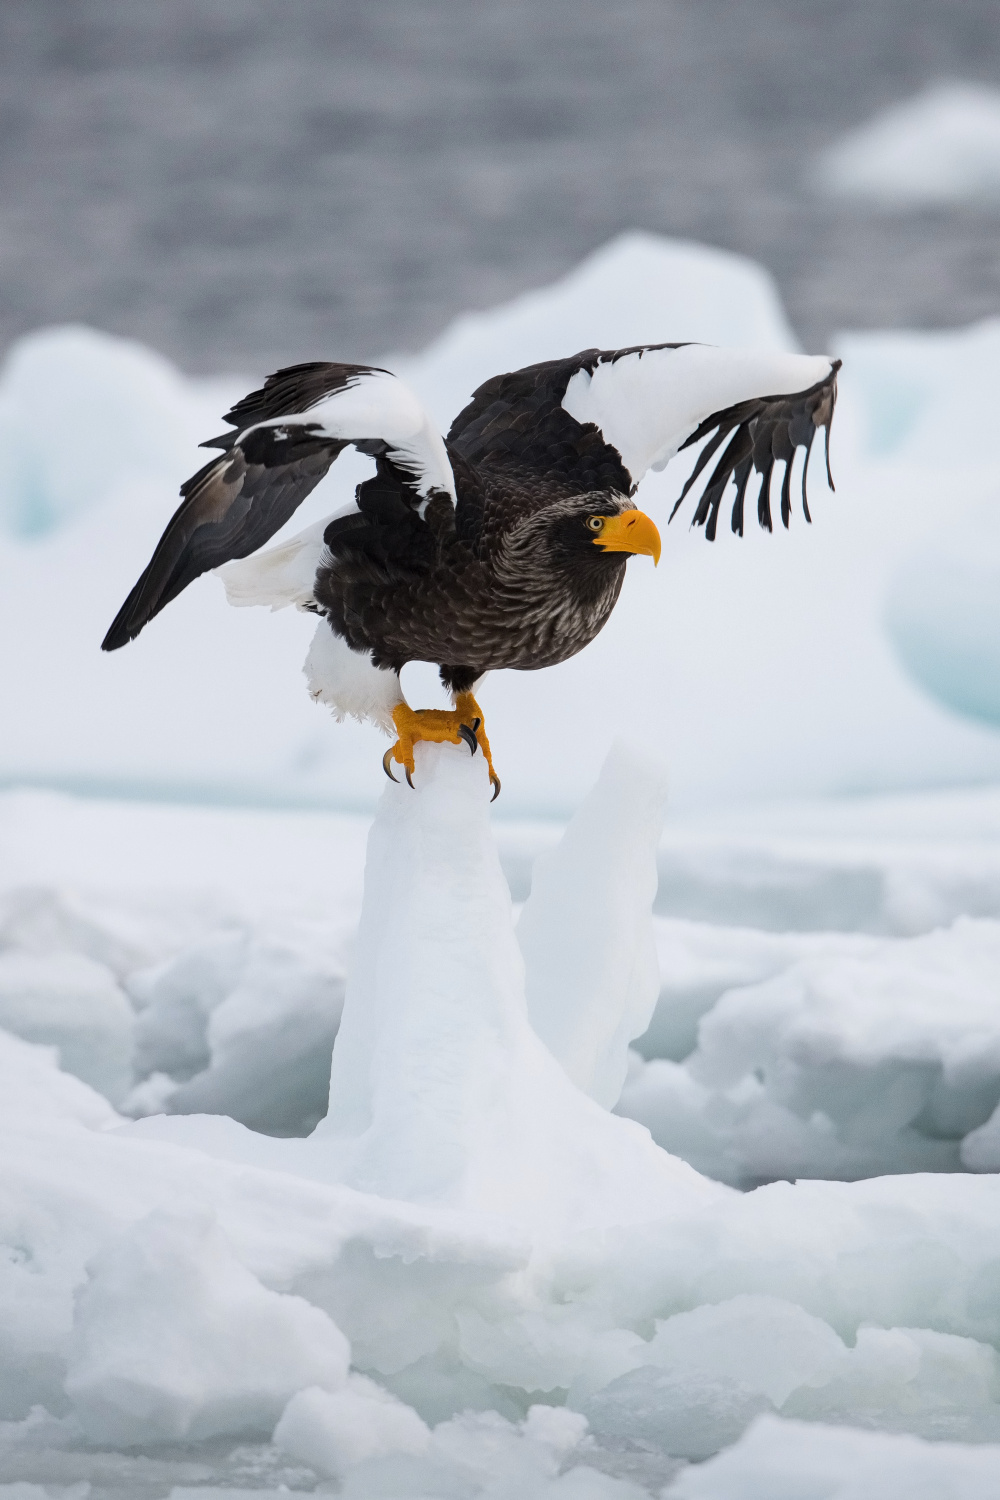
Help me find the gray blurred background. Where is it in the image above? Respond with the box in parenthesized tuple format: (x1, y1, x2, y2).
(1, 0, 998, 371)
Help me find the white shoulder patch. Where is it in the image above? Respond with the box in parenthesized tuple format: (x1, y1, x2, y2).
(245, 369, 457, 506)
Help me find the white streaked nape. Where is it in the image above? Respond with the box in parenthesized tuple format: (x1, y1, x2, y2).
(562, 345, 834, 486)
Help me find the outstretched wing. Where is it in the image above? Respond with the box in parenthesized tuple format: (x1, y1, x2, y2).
(102, 363, 455, 650)
(448, 344, 839, 541)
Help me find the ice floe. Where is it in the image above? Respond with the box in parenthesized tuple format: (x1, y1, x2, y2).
(1, 749, 1000, 1497)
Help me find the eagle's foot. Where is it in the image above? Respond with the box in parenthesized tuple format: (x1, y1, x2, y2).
(453, 693, 501, 801)
(383, 695, 501, 800)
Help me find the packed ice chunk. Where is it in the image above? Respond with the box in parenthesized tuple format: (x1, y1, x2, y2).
(328, 1407, 638, 1500)
(0, 951, 132, 1104)
(274, 1376, 430, 1478)
(124, 918, 348, 1135)
(0, 883, 174, 980)
(576, 1293, 1000, 1454)
(817, 83, 1000, 206)
(0, 325, 241, 539)
(636, 921, 877, 1062)
(665, 1413, 1000, 1499)
(64, 1209, 350, 1446)
(646, 1295, 847, 1409)
(316, 741, 715, 1228)
(583, 1365, 771, 1464)
(518, 741, 667, 1108)
(0, 1027, 119, 1130)
(619, 918, 1000, 1185)
(783, 1326, 1000, 1440)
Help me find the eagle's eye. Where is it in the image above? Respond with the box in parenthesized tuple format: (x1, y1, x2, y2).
(585, 516, 605, 533)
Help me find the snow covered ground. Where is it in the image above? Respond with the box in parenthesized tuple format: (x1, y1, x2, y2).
(2, 230, 1000, 1494)
(3, 749, 1000, 1495)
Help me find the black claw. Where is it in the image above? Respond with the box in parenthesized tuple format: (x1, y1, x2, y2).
(458, 723, 479, 755)
(404, 766, 415, 789)
(382, 747, 399, 783)
(490, 771, 501, 802)
(470, 717, 482, 733)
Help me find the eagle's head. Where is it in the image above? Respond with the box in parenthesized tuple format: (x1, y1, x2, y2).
(546, 495, 661, 572)
(491, 492, 660, 622)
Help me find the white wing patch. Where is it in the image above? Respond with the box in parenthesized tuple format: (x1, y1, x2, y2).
(562, 346, 835, 486)
(245, 369, 457, 508)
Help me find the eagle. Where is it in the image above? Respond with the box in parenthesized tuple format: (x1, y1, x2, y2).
(102, 343, 840, 798)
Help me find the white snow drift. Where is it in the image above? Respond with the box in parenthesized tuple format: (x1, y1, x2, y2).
(1, 750, 1000, 1496)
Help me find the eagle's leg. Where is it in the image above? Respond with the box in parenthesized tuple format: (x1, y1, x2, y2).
(453, 692, 501, 802)
(383, 700, 500, 799)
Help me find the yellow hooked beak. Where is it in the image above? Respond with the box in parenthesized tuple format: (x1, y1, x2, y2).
(592, 509, 661, 565)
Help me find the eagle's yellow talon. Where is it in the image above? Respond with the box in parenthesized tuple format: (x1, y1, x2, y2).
(385, 694, 501, 797)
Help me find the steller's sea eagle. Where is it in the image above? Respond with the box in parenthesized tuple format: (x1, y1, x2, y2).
(102, 344, 840, 797)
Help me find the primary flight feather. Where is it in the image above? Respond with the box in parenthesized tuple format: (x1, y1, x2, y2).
(102, 343, 840, 796)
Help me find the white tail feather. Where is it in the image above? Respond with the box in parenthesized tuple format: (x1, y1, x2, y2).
(216, 516, 337, 612)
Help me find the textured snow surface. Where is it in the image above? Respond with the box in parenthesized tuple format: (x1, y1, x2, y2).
(2, 233, 1000, 1493)
(3, 752, 1000, 1494)
(669, 1415, 1000, 1498)
(620, 917, 1000, 1186)
(817, 83, 1000, 206)
(2, 232, 1000, 814)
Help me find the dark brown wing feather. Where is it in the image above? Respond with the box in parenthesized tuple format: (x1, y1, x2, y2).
(447, 345, 687, 498)
(102, 361, 394, 651)
(668, 359, 841, 541)
(102, 424, 347, 651)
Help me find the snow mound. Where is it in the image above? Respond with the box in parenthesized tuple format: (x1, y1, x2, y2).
(274, 1376, 430, 1478)
(0, 951, 132, 1105)
(817, 83, 1000, 206)
(0, 1028, 119, 1130)
(285, 1401, 638, 1500)
(620, 917, 1000, 1186)
(315, 740, 710, 1226)
(8, 755, 1000, 1490)
(64, 1209, 349, 1446)
(125, 920, 347, 1135)
(667, 1413, 1000, 1498)
(518, 741, 667, 1108)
